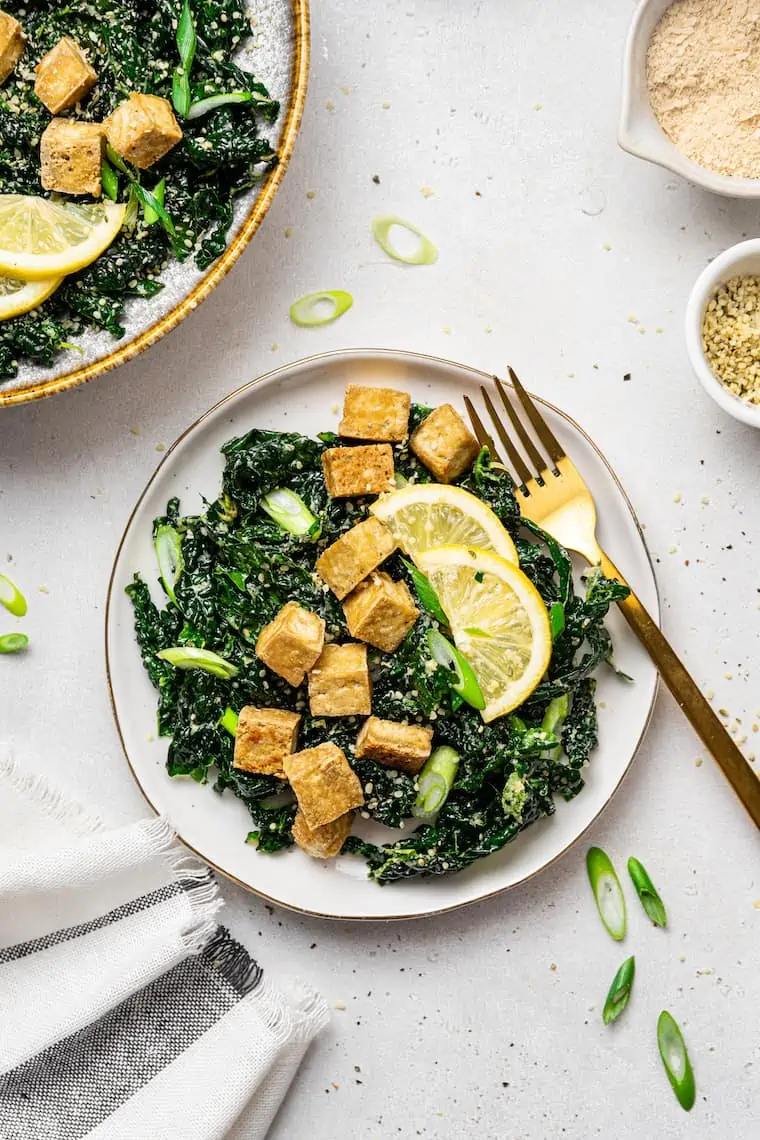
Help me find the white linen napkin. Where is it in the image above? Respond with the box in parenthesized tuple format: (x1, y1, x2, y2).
(0, 751, 328, 1140)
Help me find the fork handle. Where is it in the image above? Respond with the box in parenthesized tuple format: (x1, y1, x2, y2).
(599, 552, 760, 829)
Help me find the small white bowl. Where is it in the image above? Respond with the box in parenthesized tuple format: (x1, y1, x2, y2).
(619, 0, 760, 199)
(685, 240, 760, 428)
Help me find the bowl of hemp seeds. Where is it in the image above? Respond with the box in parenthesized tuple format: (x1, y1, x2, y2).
(686, 239, 760, 427)
(620, 0, 760, 198)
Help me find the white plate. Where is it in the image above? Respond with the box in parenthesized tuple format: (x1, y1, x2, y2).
(106, 349, 659, 920)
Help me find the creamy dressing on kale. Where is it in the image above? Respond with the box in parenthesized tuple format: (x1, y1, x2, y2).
(0, 0, 277, 382)
(127, 414, 629, 883)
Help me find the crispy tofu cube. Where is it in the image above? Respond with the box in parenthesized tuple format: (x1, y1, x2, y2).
(315, 516, 395, 600)
(283, 742, 364, 829)
(410, 403, 480, 483)
(0, 11, 25, 84)
(34, 37, 97, 114)
(339, 385, 411, 442)
(322, 444, 394, 498)
(105, 92, 182, 169)
(233, 706, 300, 778)
(40, 118, 105, 197)
(255, 601, 325, 687)
(356, 716, 434, 775)
(343, 571, 418, 652)
(292, 809, 353, 859)
(308, 643, 371, 717)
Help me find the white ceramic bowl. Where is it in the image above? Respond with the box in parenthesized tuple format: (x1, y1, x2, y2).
(685, 240, 760, 428)
(619, 0, 760, 199)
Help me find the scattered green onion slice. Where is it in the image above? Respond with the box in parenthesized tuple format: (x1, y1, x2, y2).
(157, 646, 238, 678)
(142, 178, 166, 226)
(132, 183, 177, 240)
(657, 1011, 696, 1111)
(0, 632, 29, 654)
(172, 0, 196, 117)
(393, 472, 408, 488)
(289, 290, 353, 328)
(0, 572, 27, 617)
(123, 183, 139, 230)
(586, 846, 627, 941)
(154, 524, 183, 604)
(105, 144, 129, 175)
(541, 693, 569, 761)
(427, 629, 485, 710)
(413, 745, 460, 819)
(101, 158, 119, 202)
(603, 956, 635, 1025)
(219, 706, 239, 736)
(403, 560, 448, 625)
(261, 488, 321, 537)
(371, 215, 438, 265)
(186, 90, 274, 119)
(628, 857, 667, 927)
(549, 601, 565, 640)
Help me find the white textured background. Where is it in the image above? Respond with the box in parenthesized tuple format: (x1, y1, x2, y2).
(2, 2, 759, 1137)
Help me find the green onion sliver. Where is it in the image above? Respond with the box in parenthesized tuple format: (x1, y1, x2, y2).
(132, 183, 176, 239)
(219, 706, 239, 736)
(603, 956, 635, 1025)
(154, 524, 183, 603)
(261, 488, 320, 537)
(0, 632, 29, 654)
(157, 646, 238, 679)
(105, 144, 129, 175)
(403, 560, 447, 625)
(549, 601, 565, 640)
(657, 1011, 696, 1111)
(540, 693, 568, 761)
(0, 572, 27, 617)
(172, 0, 196, 117)
(586, 846, 627, 941)
(186, 91, 274, 119)
(142, 178, 166, 226)
(412, 745, 460, 819)
(371, 215, 438, 265)
(427, 629, 485, 710)
(289, 290, 353, 328)
(628, 856, 667, 927)
(101, 158, 119, 202)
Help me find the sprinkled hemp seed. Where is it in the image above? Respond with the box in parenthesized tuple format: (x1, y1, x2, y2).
(702, 275, 760, 403)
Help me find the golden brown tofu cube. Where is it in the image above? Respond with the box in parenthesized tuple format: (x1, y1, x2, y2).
(292, 809, 353, 858)
(233, 706, 300, 779)
(0, 11, 25, 84)
(343, 571, 418, 652)
(105, 92, 182, 169)
(34, 37, 97, 114)
(40, 118, 105, 197)
(339, 385, 411, 442)
(356, 716, 434, 775)
(308, 643, 371, 717)
(255, 601, 325, 687)
(283, 742, 364, 829)
(410, 404, 480, 483)
(315, 516, 395, 600)
(322, 444, 394, 498)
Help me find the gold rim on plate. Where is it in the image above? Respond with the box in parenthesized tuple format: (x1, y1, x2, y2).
(105, 348, 660, 921)
(0, 0, 310, 409)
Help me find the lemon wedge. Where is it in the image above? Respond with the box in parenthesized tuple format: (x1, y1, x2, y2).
(417, 545, 552, 722)
(370, 483, 518, 565)
(0, 196, 126, 280)
(0, 274, 63, 320)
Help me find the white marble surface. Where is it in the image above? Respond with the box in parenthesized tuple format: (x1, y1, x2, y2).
(2, 1, 759, 1136)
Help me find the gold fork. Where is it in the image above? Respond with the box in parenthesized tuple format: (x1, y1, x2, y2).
(464, 368, 760, 829)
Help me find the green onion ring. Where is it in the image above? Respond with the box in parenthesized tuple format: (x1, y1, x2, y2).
(371, 215, 438, 265)
(657, 1011, 696, 1111)
(586, 846, 627, 940)
(289, 290, 353, 327)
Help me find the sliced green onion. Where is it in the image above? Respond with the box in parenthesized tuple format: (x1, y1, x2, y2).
(657, 1011, 696, 1111)
(186, 90, 274, 119)
(412, 745, 460, 819)
(628, 857, 667, 927)
(123, 183, 139, 230)
(219, 706, 239, 736)
(603, 956, 635, 1025)
(549, 601, 565, 640)
(105, 144, 129, 175)
(101, 158, 119, 202)
(541, 693, 569, 761)
(154, 524, 183, 603)
(132, 183, 177, 239)
(393, 472, 408, 488)
(0, 632, 29, 654)
(157, 646, 238, 678)
(172, 68, 191, 119)
(586, 846, 627, 941)
(402, 560, 448, 625)
(0, 572, 27, 617)
(289, 290, 353, 328)
(371, 215, 438, 265)
(142, 178, 166, 226)
(172, 0, 196, 118)
(261, 488, 320, 537)
(427, 629, 485, 710)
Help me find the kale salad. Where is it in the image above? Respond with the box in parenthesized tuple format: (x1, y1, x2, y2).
(127, 393, 630, 885)
(0, 0, 278, 383)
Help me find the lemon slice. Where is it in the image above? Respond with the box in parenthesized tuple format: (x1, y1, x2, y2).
(0, 274, 63, 320)
(0, 196, 126, 280)
(370, 483, 518, 565)
(417, 545, 551, 722)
